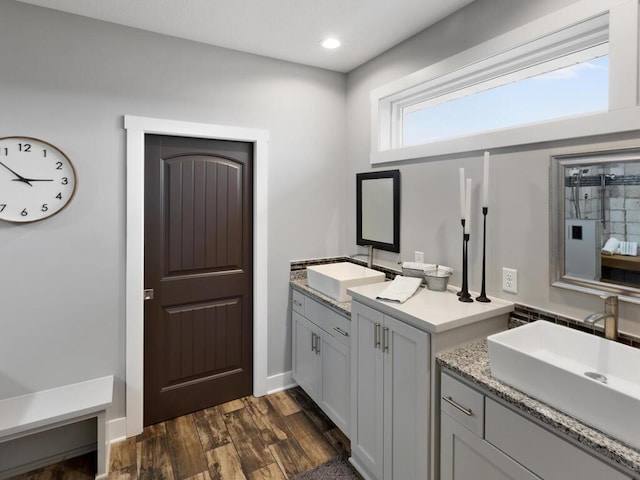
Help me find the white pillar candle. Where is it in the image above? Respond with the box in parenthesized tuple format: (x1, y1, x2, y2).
(464, 178, 472, 234)
(459, 167, 465, 219)
(482, 151, 490, 207)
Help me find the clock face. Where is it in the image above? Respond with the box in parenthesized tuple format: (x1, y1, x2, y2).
(0, 137, 77, 223)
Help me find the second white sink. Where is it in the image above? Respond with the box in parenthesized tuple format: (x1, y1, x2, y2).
(307, 262, 385, 302)
(488, 321, 640, 449)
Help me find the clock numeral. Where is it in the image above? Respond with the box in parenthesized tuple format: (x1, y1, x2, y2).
(2, 148, 7, 156)
(18, 143, 31, 153)
(0, 204, 5, 212)
(21, 208, 28, 217)
(43, 149, 47, 158)
(56, 192, 62, 200)
(56, 162, 63, 170)
(61, 177, 68, 185)
(41, 204, 48, 212)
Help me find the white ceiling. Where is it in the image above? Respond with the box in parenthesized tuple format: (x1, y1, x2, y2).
(15, 0, 475, 72)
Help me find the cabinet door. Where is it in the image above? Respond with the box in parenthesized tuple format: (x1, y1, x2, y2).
(319, 332, 350, 437)
(292, 312, 320, 401)
(441, 413, 541, 480)
(383, 315, 429, 480)
(350, 302, 385, 480)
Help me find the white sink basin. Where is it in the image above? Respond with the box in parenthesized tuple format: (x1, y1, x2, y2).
(306, 262, 385, 302)
(488, 321, 640, 449)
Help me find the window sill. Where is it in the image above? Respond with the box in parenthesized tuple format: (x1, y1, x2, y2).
(370, 107, 640, 164)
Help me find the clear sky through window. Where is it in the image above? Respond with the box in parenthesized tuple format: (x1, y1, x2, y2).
(403, 56, 609, 146)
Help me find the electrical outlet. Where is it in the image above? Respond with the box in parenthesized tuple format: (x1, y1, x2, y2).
(502, 268, 518, 293)
(415, 251, 424, 263)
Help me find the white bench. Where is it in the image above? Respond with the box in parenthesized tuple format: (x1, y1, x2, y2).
(0, 375, 114, 479)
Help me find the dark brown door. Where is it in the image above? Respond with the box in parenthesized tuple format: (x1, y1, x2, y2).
(144, 134, 253, 426)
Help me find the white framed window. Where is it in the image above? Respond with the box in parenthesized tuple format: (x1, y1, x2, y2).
(371, 0, 640, 164)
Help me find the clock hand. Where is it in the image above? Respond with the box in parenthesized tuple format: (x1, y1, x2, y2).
(0, 162, 54, 185)
(0, 161, 34, 186)
(11, 178, 53, 182)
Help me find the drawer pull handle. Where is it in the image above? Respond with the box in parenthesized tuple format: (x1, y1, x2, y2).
(333, 327, 349, 337)
(374, 323, 381, 349)
(291, 299, 303, 308)
(442, 396, 473, 416)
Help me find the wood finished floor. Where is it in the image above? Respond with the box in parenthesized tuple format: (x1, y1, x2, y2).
(9, 387, 352, 480)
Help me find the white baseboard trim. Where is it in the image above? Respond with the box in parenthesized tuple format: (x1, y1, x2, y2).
(266, 371, 296, 394)
(107, 417, 127, 444)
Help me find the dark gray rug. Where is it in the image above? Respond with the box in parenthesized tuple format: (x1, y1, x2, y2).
(292, 456, 361, 480)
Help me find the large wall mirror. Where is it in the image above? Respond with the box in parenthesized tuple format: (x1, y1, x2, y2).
(357, 170, 400, 253)
(550, 146, 640, 300)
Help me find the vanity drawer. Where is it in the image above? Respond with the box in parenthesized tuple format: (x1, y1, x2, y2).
(326, 310, 351, 346)
(305, 295, 351, 345)
(291, 290, 305, 316)
(441, 373, 484, 437)
(485, 398, 632, 480)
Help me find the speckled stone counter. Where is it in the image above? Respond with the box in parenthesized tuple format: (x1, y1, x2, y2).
(438, 340, 640, 476)
(289, 268, 353, 316)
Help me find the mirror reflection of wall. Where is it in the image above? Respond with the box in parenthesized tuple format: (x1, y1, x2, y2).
(564, 162, 640, 286)
(552, 149, 640, 297)
(361, 178, 394, 244)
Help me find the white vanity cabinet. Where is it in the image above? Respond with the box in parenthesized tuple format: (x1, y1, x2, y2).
(441, 372, 634, 480)
(350, 300, 430, 480)
(291, 289, 351, 436)
(347, 282, 514, 480)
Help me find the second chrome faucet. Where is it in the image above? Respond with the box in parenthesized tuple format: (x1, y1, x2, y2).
(584, 294, 618, 341)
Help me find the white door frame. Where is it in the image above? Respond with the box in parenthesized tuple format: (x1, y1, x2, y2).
(124, 115, 269, 437)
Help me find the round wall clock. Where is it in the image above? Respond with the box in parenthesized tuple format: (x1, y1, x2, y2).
(0, 136, 77, 223)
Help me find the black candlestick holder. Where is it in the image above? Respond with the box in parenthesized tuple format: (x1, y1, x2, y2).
(476, 207, 491, 303)
(457, 220, 464, 297)
(459, 220, 473, 303)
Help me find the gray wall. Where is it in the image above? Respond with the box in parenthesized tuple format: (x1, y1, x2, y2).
(0, 0, 347, 421)
(3, 0, 640, 472)
(345, 0, 640, 339)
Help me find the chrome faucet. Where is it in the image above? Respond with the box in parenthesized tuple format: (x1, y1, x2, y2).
(584, 295, 618, 341)
(350, 244, 374, 268)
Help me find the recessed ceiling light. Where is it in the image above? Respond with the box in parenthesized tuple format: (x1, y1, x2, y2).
(322, 38, 341, 49)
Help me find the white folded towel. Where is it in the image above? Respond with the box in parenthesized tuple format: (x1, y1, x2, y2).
(402, 261, 428, 271)
(602, 237, 620, 255)
(376, 276, 422, 303)
(619, 241, 638, 256)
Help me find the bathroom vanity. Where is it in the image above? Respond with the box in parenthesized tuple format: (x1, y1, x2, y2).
(291, 288, 351, 435)
(438, 341, 640, 480)
(346, 281, 514, 480)
(291, 261, 515, 480)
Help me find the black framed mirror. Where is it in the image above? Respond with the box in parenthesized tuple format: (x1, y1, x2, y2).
(356, 170, 400, 253)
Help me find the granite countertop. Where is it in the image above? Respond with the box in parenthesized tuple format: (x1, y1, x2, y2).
(438, 340, 640, 475)
(289, 269, 353, 316)
(290, 266, 515, 333)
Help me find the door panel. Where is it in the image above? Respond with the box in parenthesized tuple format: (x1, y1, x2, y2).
(144, 135, 253, 425)
(350, 302, 384, 480)
(441, 414, 541, 480)
(292, 312, 320, 399)
(319, 332, 350, 436)
(163, 299, 243, 386)
(384, 315, 429, 480)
